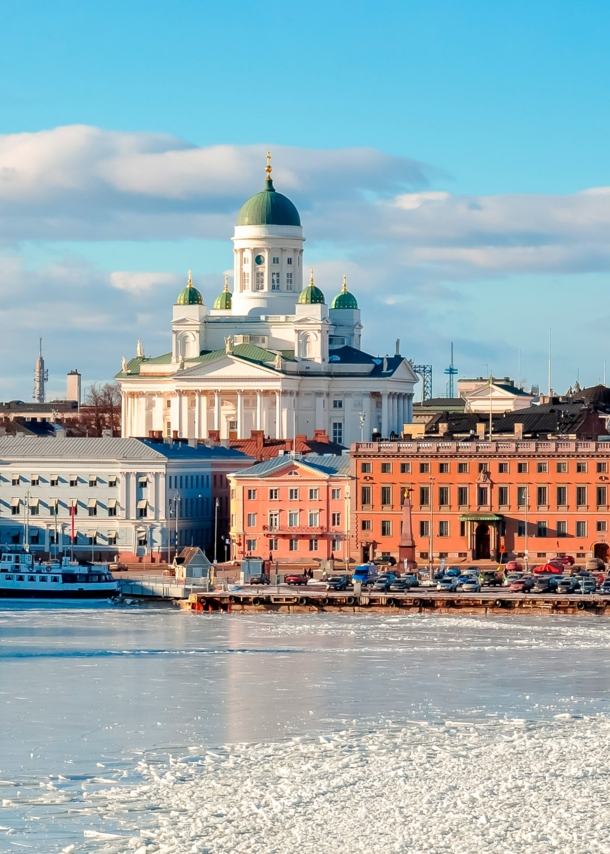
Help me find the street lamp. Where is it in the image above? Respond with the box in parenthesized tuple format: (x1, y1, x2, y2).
(214, 497, 220, 564)
(524, 485, 529, 573)
(359, 411, 366, 442)
(429, 476, 435, 576)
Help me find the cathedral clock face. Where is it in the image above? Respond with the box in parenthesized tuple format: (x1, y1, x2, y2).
(254, 254, 265, 265)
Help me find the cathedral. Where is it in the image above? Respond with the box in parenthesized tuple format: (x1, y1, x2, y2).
(117, 156, 417, 445)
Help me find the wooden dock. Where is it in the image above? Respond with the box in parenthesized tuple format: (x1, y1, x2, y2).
(181, 589, 610, 616)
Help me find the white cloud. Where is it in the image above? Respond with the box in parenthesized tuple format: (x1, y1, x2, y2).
(110, 271, 182, 292)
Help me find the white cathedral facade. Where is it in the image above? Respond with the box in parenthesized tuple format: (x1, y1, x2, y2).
(117, 158, 417, 445)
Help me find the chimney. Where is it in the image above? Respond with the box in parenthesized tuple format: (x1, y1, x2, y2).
(208, 430, 220, 444)
(313, 429, 329, 443)
(438, 422, 449, 436)
(476, 422, 486, 439)
(250, 429, 265, 451)
(514, 422, 524, 440)
(67, 370, 81, 405)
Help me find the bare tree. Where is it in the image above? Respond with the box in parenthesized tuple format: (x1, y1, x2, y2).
(81, 382, 122, 436)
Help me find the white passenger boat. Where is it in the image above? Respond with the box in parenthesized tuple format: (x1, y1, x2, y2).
(0, 551, 119, 599)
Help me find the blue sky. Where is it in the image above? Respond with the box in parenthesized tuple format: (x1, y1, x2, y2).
(1, 0, 610, 398)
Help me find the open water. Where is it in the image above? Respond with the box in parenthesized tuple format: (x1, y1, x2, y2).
(1, 605, 610, 852)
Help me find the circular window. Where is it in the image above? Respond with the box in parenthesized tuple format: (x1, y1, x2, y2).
(254, 254, 265, 266)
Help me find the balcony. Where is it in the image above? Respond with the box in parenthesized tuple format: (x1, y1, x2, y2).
(263, 525, 328, 534)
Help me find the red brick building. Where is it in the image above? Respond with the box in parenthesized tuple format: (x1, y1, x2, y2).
(351, 438, 610, 567)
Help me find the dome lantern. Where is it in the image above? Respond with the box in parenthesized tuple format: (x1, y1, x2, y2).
(213, 274, 233, 310)
(176, 270, 204, 306)
(331, 274, 358, 310)
(298, 269, 326, 305)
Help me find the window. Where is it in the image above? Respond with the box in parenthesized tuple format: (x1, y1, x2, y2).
(138, 476, 147, 488)
(576, 520, 587, 538)
(88, 500, 97, 517)
(597, 520, 607, 532)
(517, 462, 528, 474)
(598, 462, 608, 473)
(331, 538, 341, 552)
(438, 521, 449, 537)
(498, 462, 509, 474)
(537, 486, 547, 506)
(517, 486, 528, 506)
(361, 486, 371, 506)
(332, 399, 343, 409)
(437, 463, 449, 474)
(419, 520, 429, 537)
(576, 462, 587, 473)
(108, 532, 117, 546)
(11, 474, 19, 486)
(419, 462, 430, 473)
(286, 272, 293, 289)
(458, 462, 469, 473)
(89, 476, 98, 487)
(29, 499, 39, 516)
(309, 488, 319, 500)
(289, 538, 298, 551)
(381, 520, 392, 537)
(517, 521, 526, 536)
(287, 256, 293, 265)
(458, 486, 468, 506)
(108, 476, 117, 487)
(537, 521, 547, 538)
(537, 462, 548, 473)
(381, 462, 392, 474)
(438, 486, 449, 506)
(255, 270, 264, 290)
(246, 538, 257, 552)
(400, 463, 411, 473)
(331, 512, 341, 526)
(308, 511, 319, 527)
(332, 422, 343, 445)
(556, 462, 567, 473)
(269, 489, 279, 501)
(288, 511, 299, 527)
(272, 256, 279, 264)
(477, 486, 488, 505)
(271, 272, 280, 289)
(137, 500, 147, 518)
(381, 486, 392, 506)
(11, 498, 20, 516)
(289, 488, 299, 500)
(108, 499, 117, 517)
(269, 537, 278, 551)
(361, 519, 371, 531)
(50, 474, 59, 487)
(478, 462, 488, 472)
(49, 499, 58, 516)
(419, 486, 430, 507)
(242, 271, 250, 287)
(135, 532, 145, 547)
(331, 488, 341, 500)
(576, 486, 587, 507)
(498, 486, 509, 506)
(268, 511, 279, 529)
(31, 475, 40, 486)
(309, 538, 318, 552)
(557, 486, 567, 506)
(557, 520, 567, 537)
(459, 521, 466, 537)
(247, 513, 256, 527)
(597, 486, 607, 506)
(361, 462, 372, 473)
(247, 489, 257, 500)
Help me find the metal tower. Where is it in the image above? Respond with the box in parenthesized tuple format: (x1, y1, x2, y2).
(33, 338, 48, 404)
(410, 362, 433, 401)
(444, 342, 458, 397)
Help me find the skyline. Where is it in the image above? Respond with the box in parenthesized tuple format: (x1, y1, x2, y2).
(2, 2, 610, 398)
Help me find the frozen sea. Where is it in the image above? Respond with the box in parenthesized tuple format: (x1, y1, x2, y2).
(2, 606, 610, 852)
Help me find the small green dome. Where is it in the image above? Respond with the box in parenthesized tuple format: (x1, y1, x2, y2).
(298, 269, 325, 305)
(331, 275, 358, 309)
(176, 270, 203, 305)
(213, 275, 232, 310)
(236, 155, 301, 227)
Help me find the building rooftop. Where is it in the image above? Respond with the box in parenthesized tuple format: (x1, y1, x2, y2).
(0, 436, 252, 462)
(232, 453, 351, 479)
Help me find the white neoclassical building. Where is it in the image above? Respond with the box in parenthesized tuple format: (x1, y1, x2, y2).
(117, 158, 418, 445)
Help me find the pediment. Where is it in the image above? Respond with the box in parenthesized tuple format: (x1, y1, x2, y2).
(467, 384, 518, 400)
(180, 354, 278, 379)
(391, 359, 419, 383)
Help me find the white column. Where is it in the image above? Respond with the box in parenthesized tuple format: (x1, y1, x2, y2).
(201, 393, 208, 439)
(275, 390, 282, 439)
(214, 390, 221, 431)
(381, 392, 389, 438)
(315, 393, 324, 430)
(256, 390, 263, 430)
(237, 390, 244, 439)
(121, 393, 127, 438)
(406, 393, 413, 424)
(194, 392, 200, 439)
(361, 392, 371, 442)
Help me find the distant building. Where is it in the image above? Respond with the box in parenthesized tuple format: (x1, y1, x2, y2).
(0, 437, 252, 561)
(219, 428, 344, 462)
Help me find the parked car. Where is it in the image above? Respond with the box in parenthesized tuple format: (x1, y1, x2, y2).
(555, 576, 578, 594)
(480, 570, 503, 587)
(532, 577, 554, 593)
(509, 576, 535, 593)
(388, 578, 410, 592)
(326, 575, 349, 591)
(460, 578, 481, 593)
(285, 573, 309, 586)
(456, 575, 474, 590)
(372, 573, 396, 591)
(437, 577, 459, 592)
(504, 572, 524, 587)
(352, 564, 378, 587)
(576, 577, 597, 594)
(445, 567, 462, 578)
(600, 578, 610, 595)
(249, 574, 270, 585)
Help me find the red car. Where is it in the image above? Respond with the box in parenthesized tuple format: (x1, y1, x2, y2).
(509, 577, 535, 593)
(284, 573, 309, 586)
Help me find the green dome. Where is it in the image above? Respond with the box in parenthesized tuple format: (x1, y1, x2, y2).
(176, 270, 203, 305)
(298, 270, 325, 305)
(236, 156, 300, 227)
(213, 275, 232, 310)
(331, 275, 358, 309)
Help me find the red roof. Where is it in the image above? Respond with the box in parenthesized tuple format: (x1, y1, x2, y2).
(212, 430, 345, 462)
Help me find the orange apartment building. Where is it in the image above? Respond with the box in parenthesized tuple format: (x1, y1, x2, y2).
(351, 438, 610, 567)
(228, 453, 351, 562)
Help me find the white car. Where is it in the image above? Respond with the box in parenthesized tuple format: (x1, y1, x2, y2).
(437, 577, 459, 591)
(459, 579, 481, 593)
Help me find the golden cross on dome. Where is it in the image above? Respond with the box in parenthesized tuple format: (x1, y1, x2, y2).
(223, 274, 229, 293)
(309, 268, 315, 286)
(266, 151, 272, 179)
(342, 274, 347, 293)
(187, 269, 193, 287)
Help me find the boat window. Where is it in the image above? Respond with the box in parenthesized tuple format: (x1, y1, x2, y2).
(17, 575, 24, 581)
(62, 573, 76, 583)
(39, 576, 47, 582)
(28, 576, 36, 582)
(51, 576, 59, 582)
(77, 574, 87, 583)
(89, 575, 99, 582)
(5, 575, 12, 580)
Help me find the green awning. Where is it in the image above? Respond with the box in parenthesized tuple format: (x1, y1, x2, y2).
(459, 513, 504, 522)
